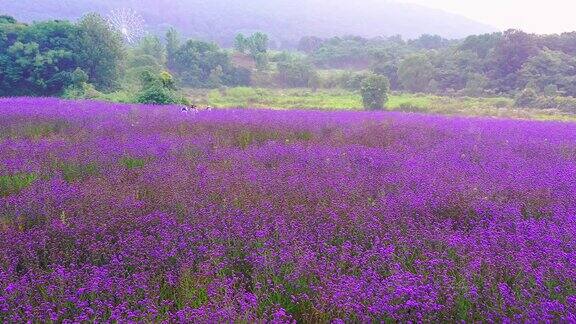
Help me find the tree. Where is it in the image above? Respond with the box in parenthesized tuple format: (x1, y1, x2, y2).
(409, 34, 449, 50)
(398, 54, 435, 93)
(171, 39, 235, 88)
(165, 27, 180, 71)
(136, 70, 180, 105)
(247, 32, 268, 57)
(519, 49, 576, 96)
(459, 33, 502, 59)
(76, 13, 125, 91)
(63, 67, 100, 99)
(254, 52, 269, 70)
(491, 29, 539, 92)
(360, 73, 390, 110)
(208, 65, 224, 88)
(71, 67, 89, 87)
(234, 34, 248, 54)
(0, 18, 80, 96)
(135, 35, 165, 65)
(461, 73, 488, 96)
(298, 36, 324, 54)
(515, 87, 539, 107)
(277, 58, 318, 87)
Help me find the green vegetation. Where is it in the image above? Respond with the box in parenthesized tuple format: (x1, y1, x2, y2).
(59, 162, 99, 183)
(360, 73, 390, 110)
(181, 87, 576, 121)
(2, 14, 576, 118)
(136, 70, 187, 105)
(0, 172, 37, 197)
(120, 156, 148, 170)
(0, 13, 123, 97)
(167, 30, 250, 88)
(184, 87, 480, 110)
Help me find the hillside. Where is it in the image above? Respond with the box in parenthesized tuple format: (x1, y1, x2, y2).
(2, 0, 496, 47)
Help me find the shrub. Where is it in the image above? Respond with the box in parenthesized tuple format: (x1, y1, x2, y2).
(515, 88, 539, 107)
(136, 85, 179, 105)
(136, 70, 183, 105)
(360, 73, 390, 110)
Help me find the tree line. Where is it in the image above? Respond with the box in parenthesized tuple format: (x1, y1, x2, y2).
(4, 13, 576, 109)
(0, 14, 123, 97)
(300, 31, 576, 98)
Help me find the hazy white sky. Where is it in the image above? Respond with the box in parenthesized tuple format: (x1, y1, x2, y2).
(397, 0, 576, 34)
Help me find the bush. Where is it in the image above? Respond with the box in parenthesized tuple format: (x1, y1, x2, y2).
(360, 73, 390, 110)
(136, 85, 179, 105)
(135, 70, 185, 105)
(62, 68, 102, 100)
(514, 88, 576, 112)
(277, 59, 318, 88)
(515, 88, 539, 107)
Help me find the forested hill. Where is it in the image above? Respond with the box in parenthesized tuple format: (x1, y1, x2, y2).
(2, 0, 496, 48)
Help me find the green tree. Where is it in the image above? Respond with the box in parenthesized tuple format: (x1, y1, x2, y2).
(172, 40, 245, 88)
(398, 54, 435, 93)
(360, 73, 390, 110)
(491, 29, 539, 92)
(136, 70, 180, 105)
(76, 13, 125, 91)
(461, 73, 488, 96)
(277, 57, 318, 88)
(234, 34, 248, 54)
(515, 87, 539, 107)
(208, 65, 224, 88)
(135, 35, 165, 65)
(0, 18, 80, 96)
(298, 36, 324, 54)
(247, 32, 269, 57)
(71, 67, 89, 87)
(519, 49, 576, 96)
(165, 27, 180, 71)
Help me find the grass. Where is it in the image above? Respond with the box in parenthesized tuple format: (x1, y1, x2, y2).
(181, 87, 576, 122)
(191, 87, 443, 110)
(120, 156, 148, 170)
(0, 172, 37, 197)
(60, 162, 99, 183)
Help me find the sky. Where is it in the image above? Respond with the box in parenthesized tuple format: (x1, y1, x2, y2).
(397, 0, 576, 34)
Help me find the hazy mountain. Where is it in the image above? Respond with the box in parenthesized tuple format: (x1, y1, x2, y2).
(1, 0, 497, 47)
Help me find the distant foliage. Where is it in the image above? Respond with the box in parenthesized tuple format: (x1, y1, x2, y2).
(136, 70, 181, 105)
(0, 14, 125, 96)
(297, 36, 324, 54)
(515, 88, 576, 112)
(166, 31, 251, 88)
(519, 49, 576, 96)
(234, 34, 248, 54)
(515, 88, 539, 107)
(360, 73, 390, 110)
(277, 56, 318, 87)
(76, 13, 126, 91)
(398, 54, 435, 93)
(300, 30, 576, 97)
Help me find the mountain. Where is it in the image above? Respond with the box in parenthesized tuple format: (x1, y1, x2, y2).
(1, 0, 497, 47)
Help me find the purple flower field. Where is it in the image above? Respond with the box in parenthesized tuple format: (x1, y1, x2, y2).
(0, 97, 575, 322)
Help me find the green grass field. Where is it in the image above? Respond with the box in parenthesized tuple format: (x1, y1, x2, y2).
(182, 87, 576, 121)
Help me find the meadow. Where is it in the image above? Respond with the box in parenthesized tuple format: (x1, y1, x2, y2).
(0, 98, 575, 322)
(183, 87, 576, 122)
